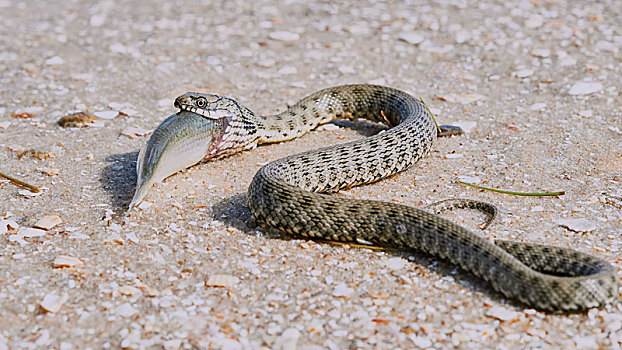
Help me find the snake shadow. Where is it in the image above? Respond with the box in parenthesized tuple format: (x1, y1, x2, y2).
(211, 193, 522, 310)
(99, 151, 139, 214)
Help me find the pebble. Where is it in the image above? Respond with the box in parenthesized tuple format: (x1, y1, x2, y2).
(410, 335, 433, 348)
(557, 218, 597, 233)
(385, 257, 406, 270)
(115, 303, 137, 317)
(439, 93, 485, 104)
(332, 283, 354, 298)
(513, 69, 534, 78)
(205, 274, 239, 288)
(44, 56, 64, 66)
(529, 103, 546, 111)
(34, 215, 62, 230)
(0, 121, 10, 128)
(93, 110, 119, 120)
(452, 121, 477, 133)
(486, 306, 522, 321)
(268, 31, 300, 42)
(398, 32, 425, 45)
(53, 255, 84, 268)
(568, 82, 603, 95)
(40, 293, 68, 313)
(273, 328, 301, 350)
(531, 48, 551, 58)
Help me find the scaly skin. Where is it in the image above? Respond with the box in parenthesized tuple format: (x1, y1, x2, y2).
(134, 84, 618, 311)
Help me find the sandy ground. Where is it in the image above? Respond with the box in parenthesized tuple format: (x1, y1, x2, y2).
(1, 0, 621, 349)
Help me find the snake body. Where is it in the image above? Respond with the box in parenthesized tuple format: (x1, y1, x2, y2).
(137, 84, 618, 311)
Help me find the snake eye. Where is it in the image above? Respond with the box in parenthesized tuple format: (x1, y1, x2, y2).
(196, 97, 207, 108)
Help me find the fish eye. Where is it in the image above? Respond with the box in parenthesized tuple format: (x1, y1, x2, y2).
(196, 97, 207, 108)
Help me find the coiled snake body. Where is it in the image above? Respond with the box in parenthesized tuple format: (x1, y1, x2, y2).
(136, 84, 618, 311)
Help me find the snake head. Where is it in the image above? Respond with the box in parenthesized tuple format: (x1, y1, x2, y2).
(174, 92, 241, 120)
(173, 91, 261, 158)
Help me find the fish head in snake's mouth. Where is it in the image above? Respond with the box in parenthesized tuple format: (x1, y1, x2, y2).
(173, 92, 260, 159)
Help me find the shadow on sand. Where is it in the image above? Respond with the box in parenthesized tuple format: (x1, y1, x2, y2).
(99, 151, 139, 214)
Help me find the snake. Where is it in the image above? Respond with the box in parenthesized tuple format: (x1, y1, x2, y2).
(130, 84, 618, 311)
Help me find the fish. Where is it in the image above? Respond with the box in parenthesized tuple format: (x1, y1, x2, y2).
(128, 111, 224, 210)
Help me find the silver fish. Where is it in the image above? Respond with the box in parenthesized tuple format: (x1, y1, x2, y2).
(128, 111, 224, 210)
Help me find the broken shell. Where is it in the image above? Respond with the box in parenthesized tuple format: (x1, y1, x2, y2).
(53, 255, 84, 268)
(58, 112, 97, 128)
(205, 274, 239, 288)
(40, 293, 68, 313)
(34, 215, 62, 230)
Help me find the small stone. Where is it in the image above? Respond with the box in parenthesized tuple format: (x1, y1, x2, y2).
(409, 335, 432, 348)
(398, 32, 425, 45)
(45, 56, 64, 66)
(115, 303, 137, 317)
(19, 189, 43, 198)
(40, 293, 68, 313)
(0, 121, 10, 128)
(34, 215, 62, 230)
(386, 257, 406, 270)
(89, 13, 107, 27)
(531, 48, 551, 58)
(452, 121, 477, 133)
(557, 218, 597, 233)
(118, 285, 142, 296)
(568, 82, 603, 95)
(268, 31, 300, 42)
(338, 65, 356, 74)
(277, 66, 297, 75)
(273, 328, 301, 350)
(93, 110, 119, 120)
(455, 30, 470, 44)
(513, 69, 534, 78)
(578, 110, 593, 117)
(438, 93, 485, 104)
(332, 283, 354, 298)
(529, 103, 547, 111)
(486, 306, 522, 321)
(205, 274, 239, 288)
(53, 255, 84, 268)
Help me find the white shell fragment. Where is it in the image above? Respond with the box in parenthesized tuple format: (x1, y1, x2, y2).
(0, 219, 19, 234)
(121, 127, 152, 138)
(568, 82, 603, 95)
(53, 255, 84, 268)
(452, 121, 477, 133)
(268, 31, 300, 42)
(34, 215, 62, 230)
(557, 218, 597, 233)
(332, 283, 354, 298)
(205, 274, 239, 288)
(398, 32, 425, 45)
(512, 69, 534, 78)
(115, 303, 137, 317)
(40, 293, 68, 313)
(19, 227, 47, 238)
(486, 306, 522, 321)
(93, 110, 119, 119)
(439, 93, 484, 104)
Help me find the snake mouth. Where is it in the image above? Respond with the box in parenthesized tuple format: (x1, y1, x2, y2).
(176, 104, 233, 120)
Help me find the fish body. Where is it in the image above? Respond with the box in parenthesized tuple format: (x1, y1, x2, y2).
(129, 111, 224, 210)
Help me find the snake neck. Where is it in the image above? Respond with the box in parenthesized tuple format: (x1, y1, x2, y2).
(204, 104, 261, 160)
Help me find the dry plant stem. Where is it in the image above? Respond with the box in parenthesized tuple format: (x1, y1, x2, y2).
(458, 181, 565, 197)
(0, 171, 40, 193)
